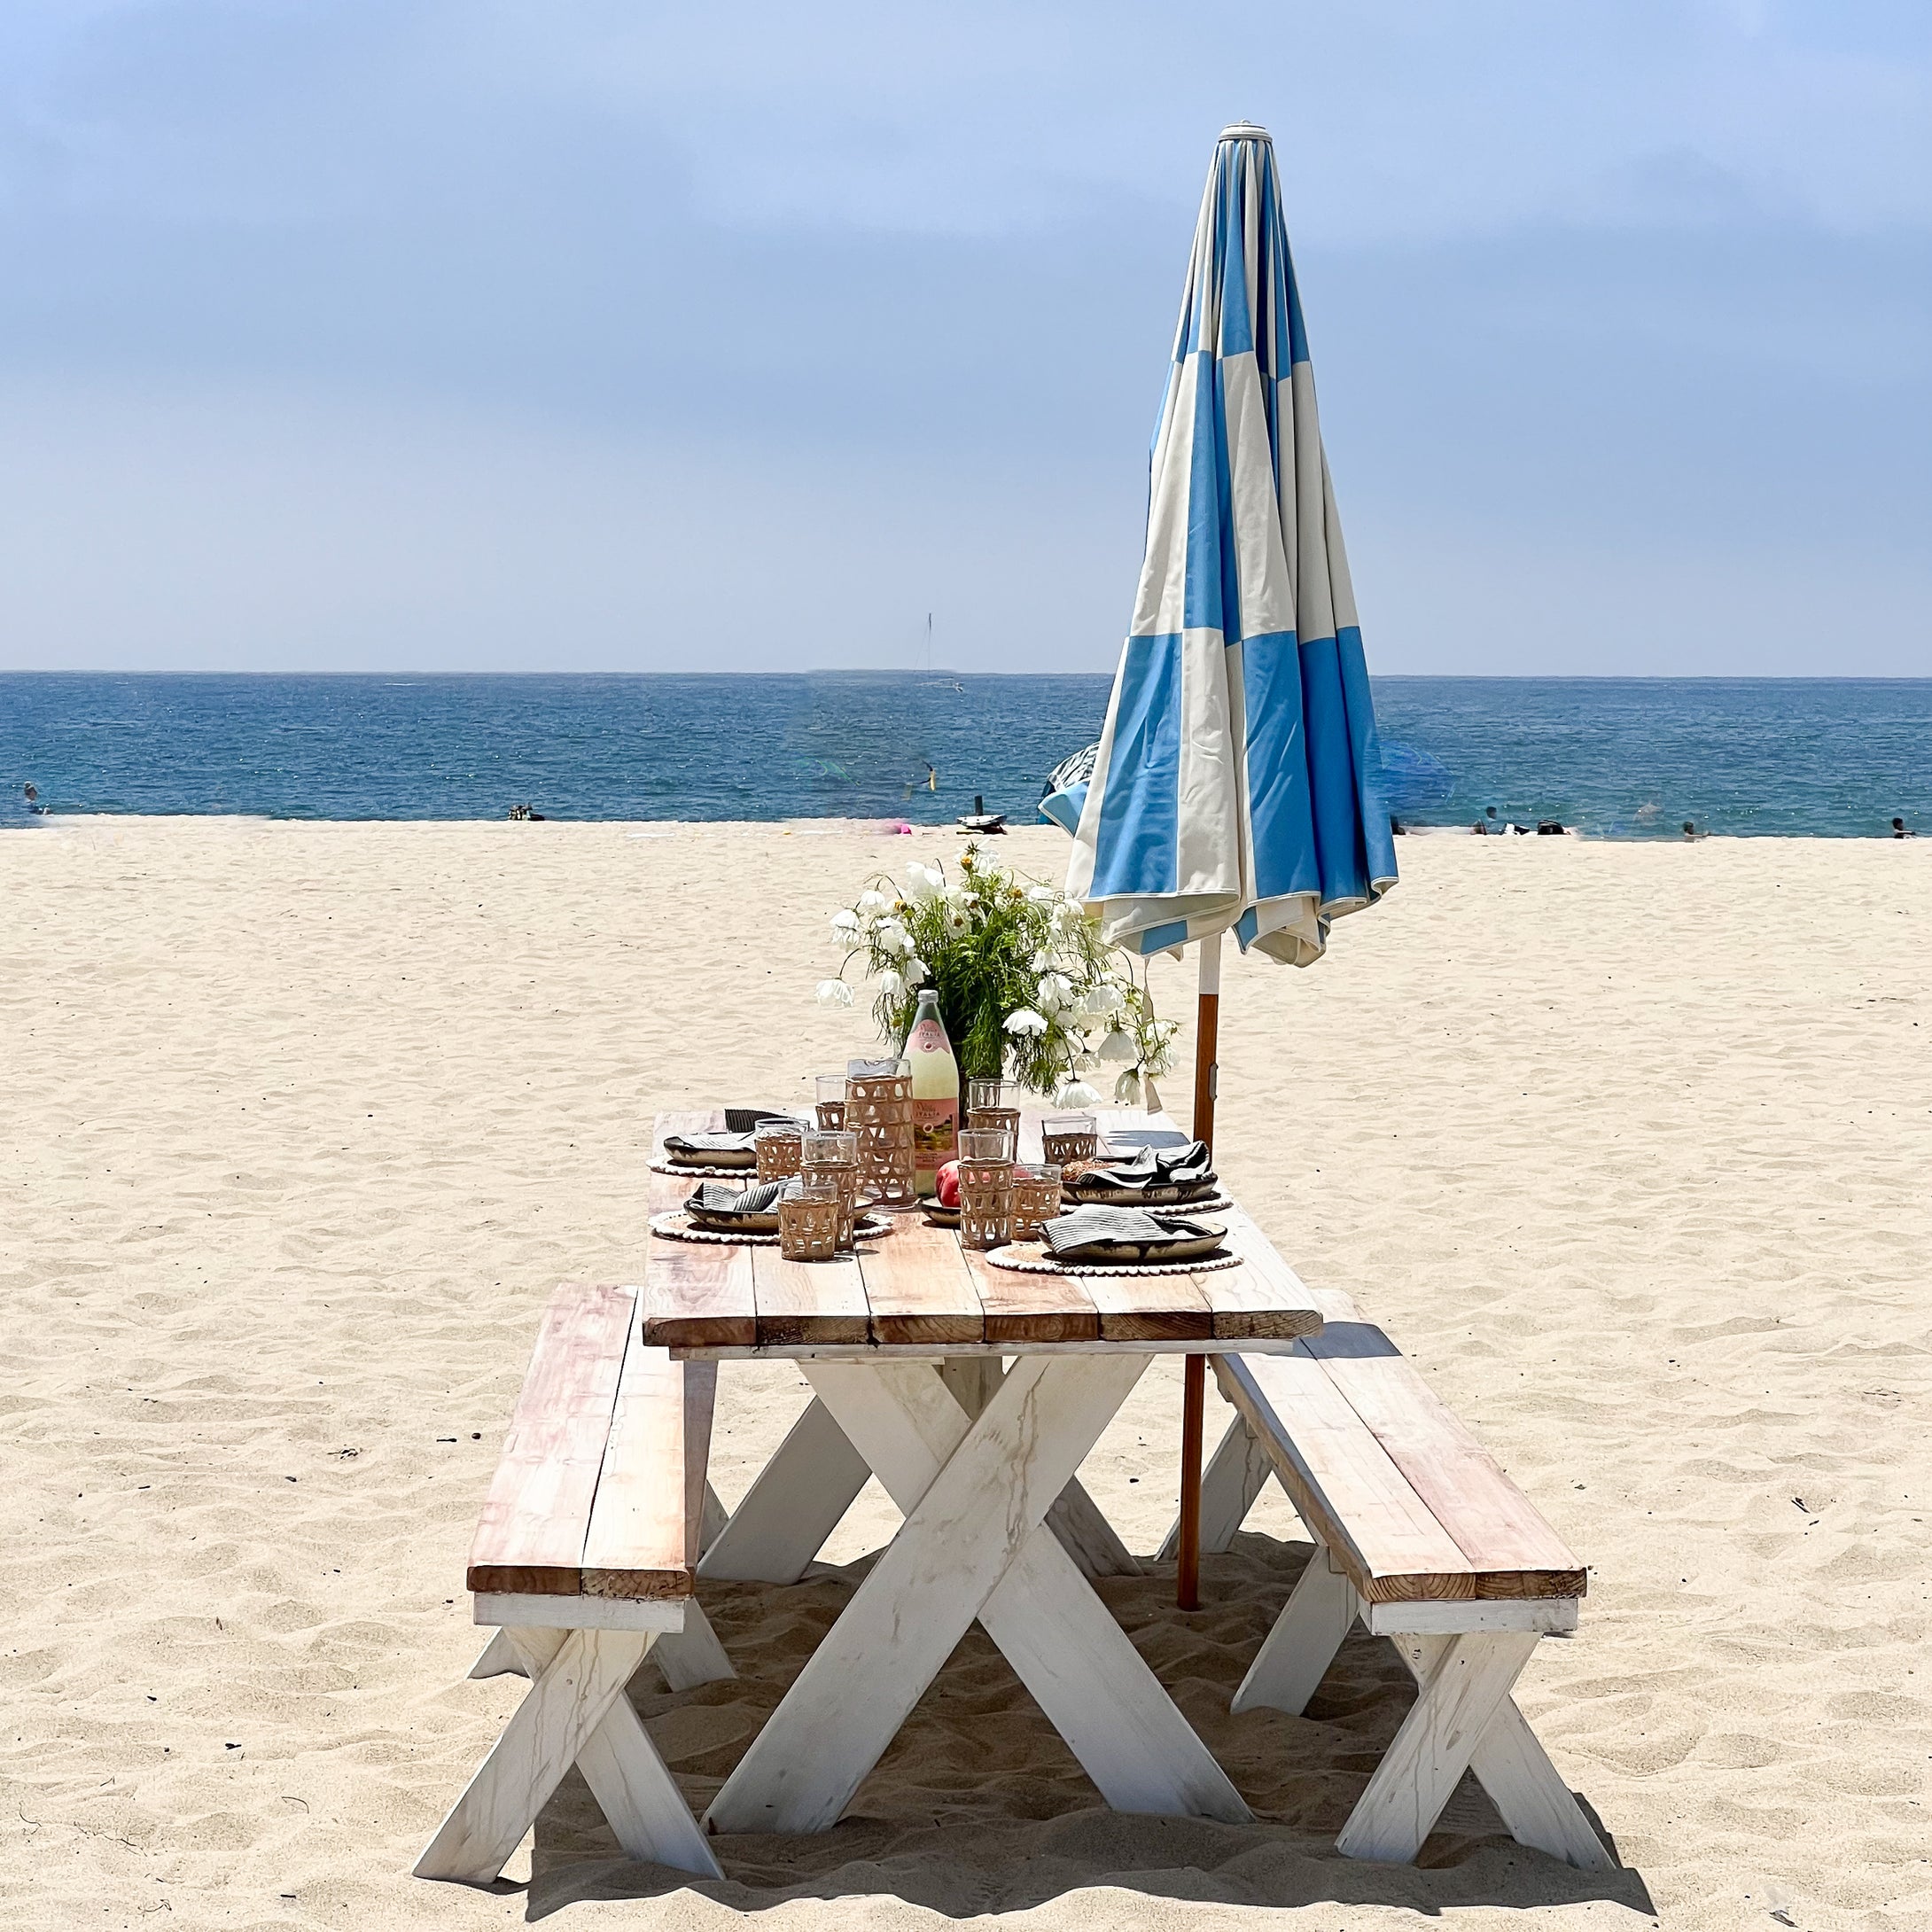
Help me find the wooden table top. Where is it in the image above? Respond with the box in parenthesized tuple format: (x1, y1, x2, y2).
(641, 1107, 1324, 1358)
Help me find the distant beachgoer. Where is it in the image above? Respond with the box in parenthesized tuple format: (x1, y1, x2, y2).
(1893, 817, 1913, 838)
(1390, 814, 1406, 836)
(23, 783, 43, 814)
(1682, 821, 1703, 841)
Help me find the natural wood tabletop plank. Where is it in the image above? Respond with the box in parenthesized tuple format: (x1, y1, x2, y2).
(962, 1247, 1100, 1345)
(579, 1341, 700, 1600)
(642, 1112, 757, 1348)
(1204, 1208, 1324, 1340)
(751, 1244, 869, 1347)
(1082, 1267, 1215, 1343)
(1299, 1284, 1586, 1600)
(467, 1281, 635, 1598)
(858, 1218, 984, 1346)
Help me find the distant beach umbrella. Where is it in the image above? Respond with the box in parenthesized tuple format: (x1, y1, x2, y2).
(1039, 742, 1100, 834)
(1056, 122, 1398, 1609)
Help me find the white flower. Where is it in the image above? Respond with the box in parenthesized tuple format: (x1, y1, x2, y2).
(1112, 1068, 1144, 1105)
(856, 889, 889, 915)
(830, 908, 861, 936)
(1025, 884, 1058, 903)
(1030, 948, 1055, 971)
(903, 861, 944, 900)
(903, 956, 929, 986)
(1082, 984, 1123, 1019)
(1056, 1079, 1102, 1108)
(814, 978, 855, 1009)
(1003, 1008, 1048, 1038)
(1098, 1029, 1138, 1063)
(942, 905, 970, 936)
(878, 968, 905, 999)
(876, 922, 915, 955)
(1036, 972, 1075, 1014)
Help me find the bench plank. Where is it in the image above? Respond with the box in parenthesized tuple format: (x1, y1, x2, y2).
(859, 1218, 985, 1345)
(467, 1282, 636, 1598)
(1216, 1351, 1477, 1602)
(1300, 1287, 1586, 1600)
(579, 1344, 705, 1600)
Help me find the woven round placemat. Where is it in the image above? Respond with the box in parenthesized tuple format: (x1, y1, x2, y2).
(980, 1243, 1245, 1278)
(650, 1211, 893, 1246)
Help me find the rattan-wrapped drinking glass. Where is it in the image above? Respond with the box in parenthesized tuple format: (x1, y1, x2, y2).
(754, 1118, 805, 1182)
(801, 1129, 861, 1249)
(957, 1128, 1017, 1250)
(779, 1181, 843, 1262)
(964, 1076, 1019, 1146)
(1041, 1111, 1098, 1165)
(814, 1074, 848, 1132)
(846, 1062, 915, 1208)
(1009, 1161, 1063, 1240)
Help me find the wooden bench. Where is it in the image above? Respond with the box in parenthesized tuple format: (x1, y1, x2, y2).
(1169, 1219, 1615, 1871)
(415, 1281, 732, 1886)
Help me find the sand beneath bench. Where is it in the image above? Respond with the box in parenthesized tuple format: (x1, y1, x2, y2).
(4, 818, 1928, 1931)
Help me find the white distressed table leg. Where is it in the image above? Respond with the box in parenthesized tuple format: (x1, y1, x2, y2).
(697, 1395, 871, 1583)
(943, 1357, 1140, 1578)
(706, 1356, 1248, 1835)
(699, 1481, 728, 1556)
(648, 1598, 736, 1690)
(414, 1626, 654, 1883)
(469, 1627, 522, 1680)
(1395, 1635, 1616, 1872)
(1336, 1631, 1539, 1864)
(1159, 1413, 1275, 1560)
(500, 1631, 721, 1879)
(1045, 1482, 1143, 1578)
(1232, 1551, 1361, 1715)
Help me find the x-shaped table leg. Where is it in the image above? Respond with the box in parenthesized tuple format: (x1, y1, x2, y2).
(704, 1354, 1250, 1836)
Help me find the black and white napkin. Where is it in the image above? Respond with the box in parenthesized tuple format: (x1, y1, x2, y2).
(1039, 1205, 1225, 1262)
(682, 1178, 800, 1222)
(1062, 1139, 1217, 1198)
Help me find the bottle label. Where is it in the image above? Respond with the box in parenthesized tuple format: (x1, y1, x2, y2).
(912, 1097, 957, 1160)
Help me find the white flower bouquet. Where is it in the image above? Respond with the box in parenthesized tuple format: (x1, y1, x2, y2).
(815, 844, 1180, 1104)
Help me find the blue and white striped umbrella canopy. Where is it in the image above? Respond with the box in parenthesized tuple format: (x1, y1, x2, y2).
(1065, 122, 1397, 966)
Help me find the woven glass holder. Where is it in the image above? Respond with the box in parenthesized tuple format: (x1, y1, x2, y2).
(754, 1121, 804, 1182)
(847, 1068, 916, 1209)
(966, 1104, 1021, 1147)
(958, 1157, 1017, 1250)
(778, 1193, 842, 1262)
(1009, 1162, 1063, 1241)
(1041, 1113, 1098, 1165)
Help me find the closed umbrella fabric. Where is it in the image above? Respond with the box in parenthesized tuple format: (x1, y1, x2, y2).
(1065, 122, 1397, 966)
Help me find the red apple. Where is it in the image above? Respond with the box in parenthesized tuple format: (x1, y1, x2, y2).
(935, 1161, 961, 1208)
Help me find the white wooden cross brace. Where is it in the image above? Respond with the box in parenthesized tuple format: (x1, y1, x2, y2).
(703, 1354, 1250, 1836)
(1233, 1554, 1614, 1871)
(417, 1624, 721, 1885)
(699, 1383, 1139, 1586)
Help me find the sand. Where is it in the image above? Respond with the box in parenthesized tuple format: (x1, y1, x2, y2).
(3, 817, 1928, 1932)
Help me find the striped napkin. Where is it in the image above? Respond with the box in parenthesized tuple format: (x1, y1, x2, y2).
(1063, 1140, 1216, 1199)
(1040, 1206, 1224, 1262)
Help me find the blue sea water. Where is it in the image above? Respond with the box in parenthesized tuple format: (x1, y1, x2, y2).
(2, 673, 1928, 837)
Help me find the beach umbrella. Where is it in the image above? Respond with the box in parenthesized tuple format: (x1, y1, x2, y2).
(1061, 121, 1397, 1606)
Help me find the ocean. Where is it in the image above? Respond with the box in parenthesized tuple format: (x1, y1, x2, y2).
(2, 673, 1928, 838)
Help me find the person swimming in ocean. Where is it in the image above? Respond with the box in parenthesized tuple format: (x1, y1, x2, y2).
(1894, 817, 1915, 838)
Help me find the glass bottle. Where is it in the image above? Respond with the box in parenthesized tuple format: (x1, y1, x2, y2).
(904, 988, 960, 1196)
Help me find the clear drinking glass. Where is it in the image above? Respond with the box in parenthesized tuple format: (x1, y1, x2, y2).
(779, 1176, 843, 1261)
(814, 1075, 849, 1131)
(1009, 1161, 1063, 1241)
(1040, 1111, 1098, 1165)
(957, 1129, 1017, 1250)
(754, 1118, 805, 1181)
(801, 1129, 861, 1248)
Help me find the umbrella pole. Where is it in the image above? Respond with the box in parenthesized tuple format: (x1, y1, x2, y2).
(1177, 932, 1221, 1610)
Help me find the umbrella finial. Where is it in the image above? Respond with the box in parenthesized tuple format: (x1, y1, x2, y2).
(1219, 121, 1271, 143)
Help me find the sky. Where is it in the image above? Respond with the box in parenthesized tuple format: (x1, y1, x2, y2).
(0, 0, 1927, 675)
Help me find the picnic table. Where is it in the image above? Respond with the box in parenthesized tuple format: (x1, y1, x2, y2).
(417, 1106, 1609, 1883)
